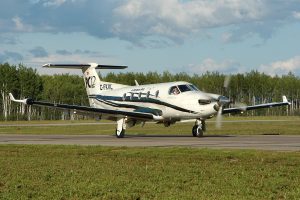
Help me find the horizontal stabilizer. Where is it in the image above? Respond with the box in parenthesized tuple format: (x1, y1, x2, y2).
(43, 63, 127, 69)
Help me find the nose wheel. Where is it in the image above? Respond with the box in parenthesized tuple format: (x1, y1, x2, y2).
(115, 128, 125, 138)
(192, 120, 205, 137)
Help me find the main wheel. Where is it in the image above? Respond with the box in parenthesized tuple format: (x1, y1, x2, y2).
(192, 125, 203, 137)
(115, 129, 125, 138)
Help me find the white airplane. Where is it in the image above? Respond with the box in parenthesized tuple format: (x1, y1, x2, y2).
(9, 63, 290, 138)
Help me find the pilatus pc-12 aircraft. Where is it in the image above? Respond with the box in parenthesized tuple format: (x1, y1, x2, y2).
(9, 63, 290, 138)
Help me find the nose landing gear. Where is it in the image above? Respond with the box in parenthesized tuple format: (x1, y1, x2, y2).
(192, 119, 206, 137)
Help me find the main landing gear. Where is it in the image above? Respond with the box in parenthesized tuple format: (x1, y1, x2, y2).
(115, 118, 126, 138)
(116, 118, 207, 138)
(192, 119, 206, 137)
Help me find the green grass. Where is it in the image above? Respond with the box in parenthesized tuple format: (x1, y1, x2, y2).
(0, 145, 300, 199)
(0, 116, 300, 135)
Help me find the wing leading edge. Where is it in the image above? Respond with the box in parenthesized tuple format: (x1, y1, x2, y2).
(9, 93, 162, 121)
(222, 96, 290, 114)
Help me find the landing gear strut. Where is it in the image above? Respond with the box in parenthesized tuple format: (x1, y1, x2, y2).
(116, 118, 126, 138)
(192, 119, 206, 137)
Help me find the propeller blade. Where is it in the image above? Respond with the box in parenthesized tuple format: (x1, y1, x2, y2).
(223, 75, 231, 89)
(216, 106, 223, 129)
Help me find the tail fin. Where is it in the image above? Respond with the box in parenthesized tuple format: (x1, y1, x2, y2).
(43, 63, 128, 105)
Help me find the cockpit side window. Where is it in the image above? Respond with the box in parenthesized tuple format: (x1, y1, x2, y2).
(178, 85, 191, 93)
(169, 86, 180, 95)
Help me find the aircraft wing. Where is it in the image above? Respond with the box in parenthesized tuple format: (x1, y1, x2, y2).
(222, 96, 290, 114)
(9, 93, 161, 121)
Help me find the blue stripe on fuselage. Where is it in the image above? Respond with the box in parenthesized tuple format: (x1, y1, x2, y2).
(89, 94, 197, 114)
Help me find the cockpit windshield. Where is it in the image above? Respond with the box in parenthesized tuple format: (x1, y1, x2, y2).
(169, 84, 200, 95)
(178, 85, 191, 92)
(188, 84, 199, 91)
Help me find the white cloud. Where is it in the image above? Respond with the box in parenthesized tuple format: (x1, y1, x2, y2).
(1, 0, 300, 46)
(12, 16, 25, 31)
(31, 0, 72, 7)
(293, 11, 300, 19)
(186, 58, 244, 74)
(43, 0, 67, 7)
(12, 16, 32, 32)
(260, 56, 300, 76)
(113, 0, 267, 42)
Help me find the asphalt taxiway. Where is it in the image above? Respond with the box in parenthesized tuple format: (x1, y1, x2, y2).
(1, 134, 300, 151)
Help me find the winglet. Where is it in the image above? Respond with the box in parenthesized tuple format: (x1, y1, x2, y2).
(9, 93, 15, 101)
(282, 96, 291, 105)
(9, 93, 28, 104)
(134, 80, 139, 86)
(42, 63, 51, 68)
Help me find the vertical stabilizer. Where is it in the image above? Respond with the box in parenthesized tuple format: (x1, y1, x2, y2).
(81, 63, 102, 96)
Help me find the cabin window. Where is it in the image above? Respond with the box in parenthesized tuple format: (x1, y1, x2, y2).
(169, 86, 180, 95)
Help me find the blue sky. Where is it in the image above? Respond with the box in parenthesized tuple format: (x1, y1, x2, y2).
(0, 0, 300, 76)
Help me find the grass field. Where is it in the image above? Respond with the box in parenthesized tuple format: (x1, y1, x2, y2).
(1, 117, 300, 199)
(0, 116, 300, 136)
(0, 145, 300, 199)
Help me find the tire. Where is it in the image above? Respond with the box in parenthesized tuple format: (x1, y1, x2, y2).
(115, 129, 125, 138)
(192, 125, 203, 137)
(192, 125, 198, 137)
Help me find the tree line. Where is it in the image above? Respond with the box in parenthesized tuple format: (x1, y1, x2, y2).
(0, 63, 299, 121)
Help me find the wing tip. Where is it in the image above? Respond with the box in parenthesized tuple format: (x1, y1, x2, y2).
(282, 96, 291, 104)
(9, 93, 15, 101)
(42, 63, 51, 68)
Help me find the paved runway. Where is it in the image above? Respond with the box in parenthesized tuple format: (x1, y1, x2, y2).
(1, 134, 300, 151)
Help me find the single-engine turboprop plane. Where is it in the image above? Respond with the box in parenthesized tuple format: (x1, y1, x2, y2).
(9, 63, 290, 138)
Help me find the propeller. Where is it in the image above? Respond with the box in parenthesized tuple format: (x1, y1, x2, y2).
(215, 75, 231, 129)
(205, 75, 247, 129)
(216, 75, 247, 129)
(215, 95, 230, 129)
(216, 107, 223, 129)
